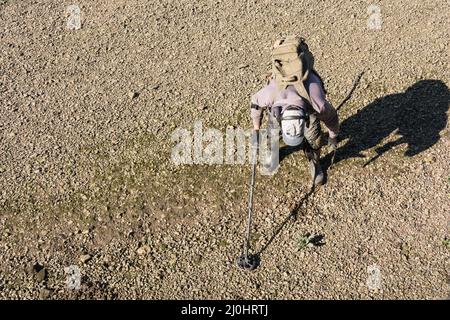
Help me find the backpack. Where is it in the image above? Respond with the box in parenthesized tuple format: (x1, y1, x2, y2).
(271, 36, 315, 106)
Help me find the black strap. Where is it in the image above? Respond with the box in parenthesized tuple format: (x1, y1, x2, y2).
(281, 115, 307, 121)
(281, 106, 310, 128)
(251, 103, 260, 110)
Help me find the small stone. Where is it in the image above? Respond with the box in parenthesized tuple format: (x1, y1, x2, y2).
(35, 268, 47, 282)
(79, 254, 92, 264)
(193, 254, 202, 264)
(423, 156, 436, 164)
(128, 91, 139, 99)
(39, 288, 52, 300)
(137, 245, 150, 256)
(28, 263, 47, 282)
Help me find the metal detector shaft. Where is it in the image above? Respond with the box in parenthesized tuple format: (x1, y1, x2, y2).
(244, 130, 259, 258)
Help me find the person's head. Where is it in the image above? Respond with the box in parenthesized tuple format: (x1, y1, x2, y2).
(281, 106, 307, 147)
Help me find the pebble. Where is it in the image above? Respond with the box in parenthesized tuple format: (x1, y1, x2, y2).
(128, 91, 139, 99)
(79, 254, 92, 264)
(39, 288, 52, 300)
(137, 245, 150, 256)
(35, 268, 47, 282)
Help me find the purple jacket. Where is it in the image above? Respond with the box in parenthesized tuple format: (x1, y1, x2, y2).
(250, 72, 340, 138)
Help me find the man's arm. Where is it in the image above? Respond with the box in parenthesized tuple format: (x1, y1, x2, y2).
(307, 77, 340, 139)
(250, 80, 277, 130)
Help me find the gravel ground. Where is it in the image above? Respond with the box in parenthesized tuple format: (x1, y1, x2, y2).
(0, 0, 449, 299)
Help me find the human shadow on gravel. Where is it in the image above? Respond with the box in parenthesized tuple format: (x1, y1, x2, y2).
(329, 79, 449, 167)
(257, 186, 315, 257)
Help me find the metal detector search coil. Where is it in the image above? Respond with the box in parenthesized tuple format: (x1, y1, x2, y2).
(236, 253, 260, 271)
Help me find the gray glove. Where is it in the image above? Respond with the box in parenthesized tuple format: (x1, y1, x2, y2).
(328, 136, 338, 149)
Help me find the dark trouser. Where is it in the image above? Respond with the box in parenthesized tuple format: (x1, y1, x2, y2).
(304, 113, 322, 151)
(303, 114, 324, 186)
